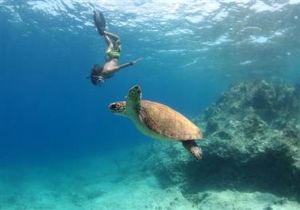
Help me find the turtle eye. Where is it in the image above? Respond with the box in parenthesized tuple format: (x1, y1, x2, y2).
(110, 103, 117, 109)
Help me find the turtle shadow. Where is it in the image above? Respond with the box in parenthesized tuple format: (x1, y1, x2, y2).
(182, 150, 300, 201)
(154, 149, 300, 202)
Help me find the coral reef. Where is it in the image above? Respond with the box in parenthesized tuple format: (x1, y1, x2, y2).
(146, 80, 300, 202)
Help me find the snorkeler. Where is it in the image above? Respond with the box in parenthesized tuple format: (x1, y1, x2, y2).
(89, 10, 141, 86)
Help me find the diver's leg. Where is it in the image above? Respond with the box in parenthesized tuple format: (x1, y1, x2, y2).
(103, 31, 120, 42)
(104, 31, 121, 52)
(103, 34, 114, 49)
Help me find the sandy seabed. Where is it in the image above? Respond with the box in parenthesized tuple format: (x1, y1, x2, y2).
(0, 146, 299, 210)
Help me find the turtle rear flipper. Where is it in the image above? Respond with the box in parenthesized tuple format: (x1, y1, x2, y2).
(182, 141, 202, 160)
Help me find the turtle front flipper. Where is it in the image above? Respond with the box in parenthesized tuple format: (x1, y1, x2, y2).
(126, 85, 142, 114)
(182, 141, 202, 160)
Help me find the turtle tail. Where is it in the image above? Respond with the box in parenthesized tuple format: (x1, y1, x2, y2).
(182, 140, 202, 160)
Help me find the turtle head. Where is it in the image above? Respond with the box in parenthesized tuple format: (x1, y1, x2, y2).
(109, 85, 142, 117)
(108, 101, 127, 116)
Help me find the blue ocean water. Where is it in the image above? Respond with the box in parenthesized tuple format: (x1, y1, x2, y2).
(0, 1, 228, 163)
(1, 1, 300, 209)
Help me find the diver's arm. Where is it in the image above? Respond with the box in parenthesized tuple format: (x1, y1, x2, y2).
(114, 58, 143, 71)
(118, 61, 135, 69)
(108, 61, 134, 73)
(108, 58, 142, 73)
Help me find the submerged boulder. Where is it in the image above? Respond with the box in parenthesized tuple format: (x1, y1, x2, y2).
(201, 80, 300, 164)
(145, 80, 300, 201)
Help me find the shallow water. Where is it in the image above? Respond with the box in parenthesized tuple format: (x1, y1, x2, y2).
(1, 0, 300, 209)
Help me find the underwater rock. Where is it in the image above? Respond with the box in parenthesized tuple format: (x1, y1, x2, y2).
(145, 80, 300, 201)
(189, 190, 300, 210)
(201, 80, 300, 164)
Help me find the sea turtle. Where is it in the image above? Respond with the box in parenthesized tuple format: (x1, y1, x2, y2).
(108, 85, 203, 160)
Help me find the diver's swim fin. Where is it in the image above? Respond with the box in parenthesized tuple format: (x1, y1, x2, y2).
(93, 10, 106, 36)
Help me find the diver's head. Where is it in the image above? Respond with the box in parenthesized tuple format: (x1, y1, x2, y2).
(91, 65, 104, 86)
(92, 64, 103, 74)
(108, 101, 126, 116)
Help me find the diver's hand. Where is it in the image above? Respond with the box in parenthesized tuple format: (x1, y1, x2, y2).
(130, 57, 143, 65)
